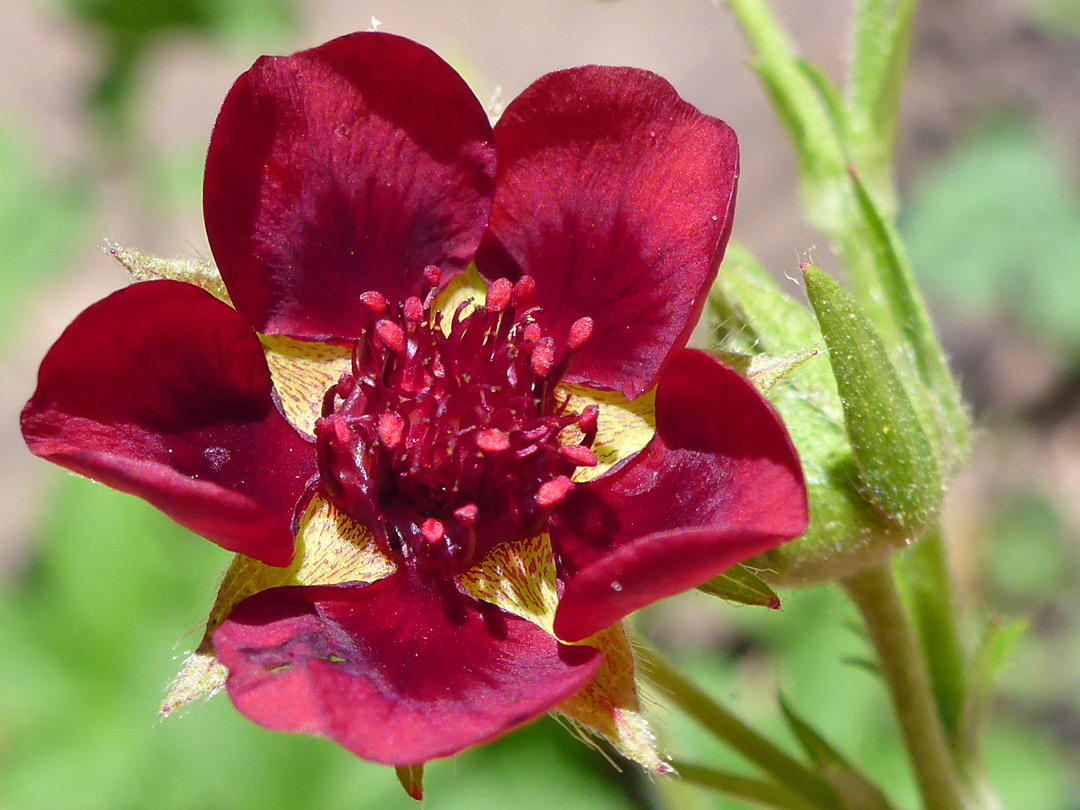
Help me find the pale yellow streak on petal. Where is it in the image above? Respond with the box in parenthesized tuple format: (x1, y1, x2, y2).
(556, 384, 656, 483)
(160, 495, 395, 717)
(556, 623, 668, 773)
(433, 263, 486, 336)
(260, 335, 354, 438)
(106, 241, 232, 305)
(456, 533, 559, 636)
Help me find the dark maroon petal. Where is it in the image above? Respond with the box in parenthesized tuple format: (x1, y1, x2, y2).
(204, 32, 496, 340)
(476, 67, 738, 400)
(551, 349, 807, 642)
(213, 569, 600, 764)
(21, 281, 314, 567)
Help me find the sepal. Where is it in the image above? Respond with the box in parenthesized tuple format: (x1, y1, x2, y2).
(713, 349, 820, 396)
(709, 246, 909, 585)
(697, 563, 780, 609)
(395, 764, 424, 801)
(105, 241, 232, 303)
(803, 264, 943, 532)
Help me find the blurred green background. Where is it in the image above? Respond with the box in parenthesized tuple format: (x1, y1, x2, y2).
(2, 1, 1079, 808)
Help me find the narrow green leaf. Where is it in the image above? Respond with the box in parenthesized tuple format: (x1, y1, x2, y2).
(849, 0, 920, 155)
(675, 761, 832, 810)
(394, 763, 424, 801)
(803, 264, 942, 530)
(957, 618, 1028, 768)
(779, 696, 895, 810)
(851, 173, 970, 466)
(698, 564, 781, 608)
(795, 59, 849, 145)
(840, 656, 881, 676)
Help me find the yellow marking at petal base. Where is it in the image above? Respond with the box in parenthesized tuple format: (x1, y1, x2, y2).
(555, 623, 668, 773)
(160, 495, 395, 717)
(260, 335, 354, 438)
(105, 241, 232, 304)
(556, 384, 656, 483)
(456, 533, 559, 636)
(433, 262, 486, 336)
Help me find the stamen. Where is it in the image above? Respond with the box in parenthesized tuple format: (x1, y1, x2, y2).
(487, 278, 512, 312)
(423, 265, 442, 288)
(360, 290, 387, 313)
(530, 337, 556, 378)
(375, 319, 406, 354)
(421, 518, 445, 544)
(454, 503, 478, 526)
(475, 428, 511, 453)
(578, 404, 600, 434)
(559, 444, 598, 467)
(378, 411, 405, 449)
(535, 476, 574, 508)
(317, 280, 608, 574)
(403, 296, 424, 323)
(511, 276, 536, 307)
(567, 317, 594, 351)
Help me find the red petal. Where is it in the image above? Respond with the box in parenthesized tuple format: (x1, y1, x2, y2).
(204, 32, 496, 340)
(21, 281, 314, 566)
(476, 67, 738, 399)
(551, 350, 807, 642)
(214, 569, 600, 764)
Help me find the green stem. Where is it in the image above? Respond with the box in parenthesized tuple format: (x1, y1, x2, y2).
(640, 649, 839, 809)
(843, 563, 967, 810)
(723, 0, 848, 180)
(676, 761, 824, 810)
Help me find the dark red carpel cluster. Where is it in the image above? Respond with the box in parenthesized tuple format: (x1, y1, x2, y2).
(20, 32, 808, 766)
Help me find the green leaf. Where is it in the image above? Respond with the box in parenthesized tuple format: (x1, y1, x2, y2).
(698, 564, 781, 609)
(957, 618, 1028, 770)
(779, 696, 895, 810)
(839, 656, 881, 677)
(674, 761, 829, 810)
(803, 264, 942, 531)
(848, 0, 919, 162)
(849, 169, 970, 470)
(794, 59, 849, 147)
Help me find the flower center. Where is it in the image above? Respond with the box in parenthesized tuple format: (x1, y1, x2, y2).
(313, 268, 598, 572)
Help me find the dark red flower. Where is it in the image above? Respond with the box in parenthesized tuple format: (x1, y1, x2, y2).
(21, 32, 807, 772)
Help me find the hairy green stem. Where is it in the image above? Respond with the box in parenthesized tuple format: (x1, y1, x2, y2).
(843, 563, 967, 810)
(640, 649, 839, 808)
(675, 761, 825, 810)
